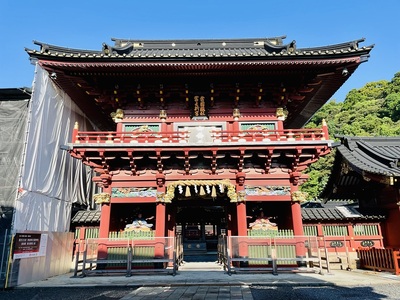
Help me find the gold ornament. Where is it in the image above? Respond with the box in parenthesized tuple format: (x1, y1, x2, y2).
(93, 193, 111, 204)
(291, 191, 308, 203)
(164, 179, 237, 202)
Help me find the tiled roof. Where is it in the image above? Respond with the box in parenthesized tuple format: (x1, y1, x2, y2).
(337, 136, 400, 177)
(301, 201, 386, 221)
(302, 207, 344, 220)
(0, 88, 31, 101)
(24, 37, 374, 130)
(71, 204, 385, 224)
(71, 210, 101, 224)
(26, 37, 373, 62)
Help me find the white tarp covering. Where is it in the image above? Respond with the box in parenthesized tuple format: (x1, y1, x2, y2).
(0, 97, 29, 229)
(13, 65, 94, 232)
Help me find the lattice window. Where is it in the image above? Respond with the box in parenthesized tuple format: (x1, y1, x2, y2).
(239, 122, 276, 131)
(322, 225, 348, 236)
(123, 124, 160, 132)
(353, 224, 379, 236)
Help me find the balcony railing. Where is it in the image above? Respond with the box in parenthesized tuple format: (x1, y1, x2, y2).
(211, 129, 326, 143)
(73, 131, 189, 144)
(72, 128, 328, 145)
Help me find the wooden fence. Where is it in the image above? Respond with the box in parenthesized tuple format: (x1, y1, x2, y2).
(357, 247, 400, 275)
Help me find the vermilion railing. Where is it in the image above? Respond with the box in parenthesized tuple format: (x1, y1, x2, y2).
(211, 129, 326, 142)
(72, 128, 328, 144)
(357, 247, 400, 275)
(72, 131, 189, 144)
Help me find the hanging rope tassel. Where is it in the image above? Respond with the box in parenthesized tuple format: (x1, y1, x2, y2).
(185, 186, 191, 197)
(211, 185, 217, 198)
(199, 186, 206, 196)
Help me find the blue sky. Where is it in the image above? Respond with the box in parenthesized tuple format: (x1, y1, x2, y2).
(1, 1, 399, 102)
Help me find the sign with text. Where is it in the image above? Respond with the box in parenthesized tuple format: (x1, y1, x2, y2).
(191, 95, 208, 119)
(329, 240, 344, 248)
(13, 233, 48, 259)
(360, 240, 375, 247)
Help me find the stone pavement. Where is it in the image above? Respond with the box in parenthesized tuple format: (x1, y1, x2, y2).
(16, 261, 400, 300)
(120, 285, 253, 300)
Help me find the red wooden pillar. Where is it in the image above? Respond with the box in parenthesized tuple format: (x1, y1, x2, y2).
(237, 202, 247, 236)
(155, 174, 166, 238)
(317, 223, 323, 236)
(236, 173, 248, 263)
(347, 223, 356, 251)
(97, 182, 112, 261)
(98, 202, 111, 260)
(291, 200, 307, 264)
(316, 223, 324, 249)
(291, 201, 304, 236)
(236, 202, 249, 264)
(155, 174, 167, 258)
(99, 203, 111, 239)
(290, 174, 306, 263)
(155, 203, 166, 237)
(236, 172, 247, 236)
(79, 226, 86, 240)
(290, 173, 304, 236)
(155, 203, 166, 258)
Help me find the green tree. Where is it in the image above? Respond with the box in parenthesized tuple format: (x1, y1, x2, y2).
(300, 72, 400, 199)
(300, 150, 336, 199)
(381, 93, 400, 121)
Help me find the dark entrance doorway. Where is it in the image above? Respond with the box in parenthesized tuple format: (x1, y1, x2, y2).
(175, 198, 227, 262)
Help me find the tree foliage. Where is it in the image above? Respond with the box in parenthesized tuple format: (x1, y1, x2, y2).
(300, 72, 400, 199)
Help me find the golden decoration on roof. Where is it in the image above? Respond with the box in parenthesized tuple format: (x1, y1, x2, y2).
(276, 107, 288, 121)
(110, 108, 124, 123)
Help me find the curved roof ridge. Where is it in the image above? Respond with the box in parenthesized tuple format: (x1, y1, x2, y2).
(338, 136, 400, 176)
(27, 40, 102, 54)
(358, 140, 400, 161)
(26, 37, 373, 59)
(342, 136, 400, 162)
(111, 36, 287, 45)
(299, 38, 373, 52)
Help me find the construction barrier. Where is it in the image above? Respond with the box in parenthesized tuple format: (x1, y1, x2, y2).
(74, 236, 182, 277)
(219, 235, 324, 275)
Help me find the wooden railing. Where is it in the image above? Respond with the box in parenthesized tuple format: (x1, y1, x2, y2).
(357, 247, 400, 275)
(73, 131, 189, 144)
(71, 128, 328, 144)
(211, 128, 327, 143)
(302, 224, 384, 250)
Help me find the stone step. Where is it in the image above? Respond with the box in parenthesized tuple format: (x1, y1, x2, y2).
(179, 261, 223, 271)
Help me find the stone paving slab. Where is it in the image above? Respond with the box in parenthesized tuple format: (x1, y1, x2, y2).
(119, 285, 254, 300)
(17, 269, 400, 289)
(15, 268, 400, 300)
